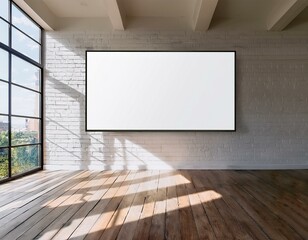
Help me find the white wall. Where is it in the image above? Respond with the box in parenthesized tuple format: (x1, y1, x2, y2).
(44, 28, 308, 170)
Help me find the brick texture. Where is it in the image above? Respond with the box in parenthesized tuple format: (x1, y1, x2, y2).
(44, 30, 308, 170)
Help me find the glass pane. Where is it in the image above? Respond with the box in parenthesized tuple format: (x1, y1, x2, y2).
(12, 55, 41, 91)
(12, 85, 40, 117)
(0, 0, 9, 20)
(12, 4, 40, 42)
(11, 117, 40, 146)
(0, 48, 9, 81)
(0, 115, 8, 147)
(0, 148, 8, 179)
(12, 145, 40, 176)
(0, 19, 9, 46)
(12, 28, 40, 63)
(0, 81, 8, 114)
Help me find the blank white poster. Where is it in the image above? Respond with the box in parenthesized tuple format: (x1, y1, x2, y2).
(86, 51, 235, 131)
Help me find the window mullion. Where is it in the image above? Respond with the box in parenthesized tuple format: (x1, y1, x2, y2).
(7, 0, 12, 178)
(12, 26, 41, 46)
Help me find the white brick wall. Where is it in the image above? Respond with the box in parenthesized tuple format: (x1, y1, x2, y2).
(44, 30, 308, 170)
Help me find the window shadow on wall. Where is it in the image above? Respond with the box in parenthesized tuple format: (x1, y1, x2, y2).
(46, 73, 248, 170)
(44, 33, 251, 171)
(46, 75, 92, 169)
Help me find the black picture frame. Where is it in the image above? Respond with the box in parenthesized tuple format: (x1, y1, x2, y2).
(85, 50, 236, 132)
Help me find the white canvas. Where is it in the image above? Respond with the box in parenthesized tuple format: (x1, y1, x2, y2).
(86, 51, 235, 131)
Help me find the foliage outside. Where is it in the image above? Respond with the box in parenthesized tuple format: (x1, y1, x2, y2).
(0, 130, 39, 179)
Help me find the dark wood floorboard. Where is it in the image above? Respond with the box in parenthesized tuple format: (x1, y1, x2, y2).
(0, 170, 307, 240)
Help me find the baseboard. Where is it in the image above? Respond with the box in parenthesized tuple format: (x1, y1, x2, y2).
(44, 163, 308, 171)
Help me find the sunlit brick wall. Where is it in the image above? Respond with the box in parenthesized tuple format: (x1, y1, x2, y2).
(44, 30, 308, 170)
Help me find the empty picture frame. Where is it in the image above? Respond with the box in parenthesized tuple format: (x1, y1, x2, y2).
(86, 51, 235, 131)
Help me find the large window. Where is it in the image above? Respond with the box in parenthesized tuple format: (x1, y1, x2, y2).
(0, 0, 43, 182)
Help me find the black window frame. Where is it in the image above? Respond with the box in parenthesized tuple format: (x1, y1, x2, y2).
(0, 0, 43, 183)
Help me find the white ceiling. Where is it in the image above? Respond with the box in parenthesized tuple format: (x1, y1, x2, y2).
(42, 0, 288, 19)
(120, 0, 197, 18)
(42, 0, 199, 18)
(26, 0, 308, 31)
(43, 0, 108, 18)
(214, 0, 281, 20)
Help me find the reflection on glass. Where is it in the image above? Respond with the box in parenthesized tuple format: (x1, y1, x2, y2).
(0, 19, 9, 46)
(12, 145, 40, 176)
(11, 117, 40, 146)
(0, 148, 8, 179)
(0, 116, 8, 147)
(0, 0, 9, 20)
(12, 4, 40, 42)
(12, 85, 40, 117)
(0, 48, 9, 81)
(0, 81, 8, 114)
(12, 55, 41, 91)
(12, 28, 40, 63)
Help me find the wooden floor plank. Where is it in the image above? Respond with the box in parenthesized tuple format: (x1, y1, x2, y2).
(1, 171, 99, 240)
(83, 171, 137, 240)
(0, 171, 90, 238)
(132, 170, 159, 240)
(116, 170, 153, 240)
(181, 170, 217, 240)
(0, 169, 306, 240)
(226, 171, 303, 240)
(0, 170, 63, 198)
(282, 170, 308, 182)
(230, 171, 308, 238)
(191, 171, 233, 239)
(242, 182, 308, 238)
(98, 171, 147, 240)
(148, 170, 169, 240)
(66, 171, 131, 240)
(175, 170, 199, 240)
(206, 171, 270, 240)
(164, 172, 181, 240)
(247, 171, 308, 218)
(232, 170, 308, 219)
(0, 171, 65, 208)
(249, 170, 308, 196)
(49, 171, 118, 240)
(19, 171, 116, 240)
(0, 171, 86, 226)
(0, 170, 58, 193)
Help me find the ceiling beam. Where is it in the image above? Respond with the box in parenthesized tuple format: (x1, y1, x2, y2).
(13, 0, 57, 30)
(192, 0, 219, 31)
(267, 0, 308, 31)
(104, 0, 126, 30)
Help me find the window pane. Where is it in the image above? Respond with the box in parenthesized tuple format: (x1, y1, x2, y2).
(0, 0, 9, 20)
(12, 145, 40, 176)
(11, 117, 40, 146)
(12, 4, 40, 42)
(12, 28, 40, 63)
(12, 55, 41, 91)
(0, 48, 9, 81)
(0, 148, 8, 179)
(12, 85, 40, 117)
(0, 19, 9, 46)
(0, 81, 8, 114)
(0, 116, 8, 147)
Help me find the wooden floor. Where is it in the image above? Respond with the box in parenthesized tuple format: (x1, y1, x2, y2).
(0, 170, 307, 240)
